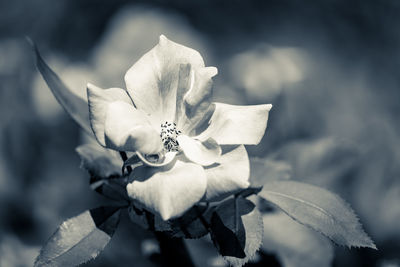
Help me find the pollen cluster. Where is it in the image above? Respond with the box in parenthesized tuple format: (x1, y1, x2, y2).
(160, 122, 181, 152)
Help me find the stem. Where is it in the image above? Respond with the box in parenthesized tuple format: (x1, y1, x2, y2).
(154, 231, 195, 267)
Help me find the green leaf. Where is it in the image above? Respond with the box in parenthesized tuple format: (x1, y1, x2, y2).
(34, 206, 121, 266)
(262, 211, 334, 267)
(28, 38, 92, 134)
(76, 143, 123, 178)
(211, 197, 263, 267)
(259, 180, 376, 249)
(210, 212, 246, 258)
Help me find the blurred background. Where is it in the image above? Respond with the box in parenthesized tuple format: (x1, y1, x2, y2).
(0, 0, 399, 266)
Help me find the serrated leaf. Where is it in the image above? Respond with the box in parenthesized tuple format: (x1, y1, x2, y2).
(76, 143, 123, 178)
(210, 212, 246, 258)
(262, 211, 334, 267)
(211, 197, 263, 267)
(259, 180, 376, 249)
(28, 38, 92, 134)
(34, 206, 121, 266)
(225, 204, 263, 267)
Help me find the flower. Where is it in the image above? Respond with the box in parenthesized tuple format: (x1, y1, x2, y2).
(85, 35, 272, 220)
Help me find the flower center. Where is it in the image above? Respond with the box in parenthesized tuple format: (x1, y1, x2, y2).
(160, 121, 182, 152)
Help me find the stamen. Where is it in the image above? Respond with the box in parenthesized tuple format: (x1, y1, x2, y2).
(160, 121, 181, 152)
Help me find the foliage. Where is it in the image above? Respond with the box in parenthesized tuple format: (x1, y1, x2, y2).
(259, 180, 376, 249)
(31, 37, 376, 267)
(34, 207, 121, 266)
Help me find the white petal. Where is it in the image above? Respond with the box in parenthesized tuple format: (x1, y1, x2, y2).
(87, 83, 132, 146)
(127, 160, 207, 220)
(196, 103, 273, 145)
(124, 35, 208, 123)
(104, 101, 163, 154)
(205, 145, 250, 201)
(177, 66, 218, 135)
(177, 135, 221, 166)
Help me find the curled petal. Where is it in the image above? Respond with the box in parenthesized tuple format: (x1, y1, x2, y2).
(104, 101, 163, 154)
(205, 145, 250, 201)
(127, 160, 207, 220)
(87, 83, 133, 146)
(177, 66, 218, 135)
(177, 135, 221, 166)
(184, 67, 217, 109)
(196, 103, 273, 145)
(124, 35, 209, 123)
